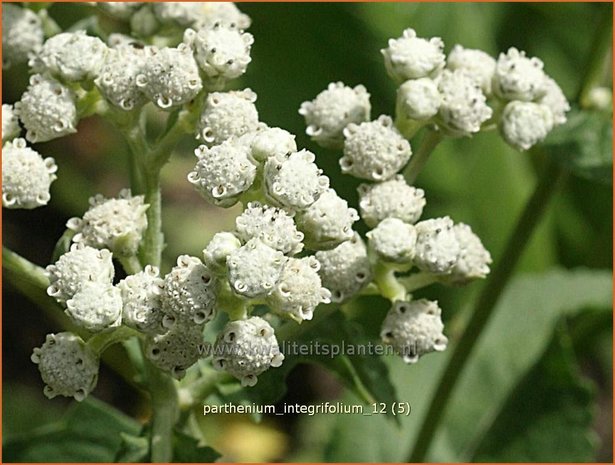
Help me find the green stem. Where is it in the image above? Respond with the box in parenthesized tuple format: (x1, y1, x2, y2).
(373, 262, 407, 302)
(146, 359, 179, 463)
(178, 370, 230, 411)
(87, 326, 143, 355)
(577, 10, 612, 104)
(141, 173, 164, 267)
(404, 129, 443, 185)
(398, 271, 441, 293)
(407, 162, 567, 462)
(118, 255, 143, 275)
(3, 247, 49, 289)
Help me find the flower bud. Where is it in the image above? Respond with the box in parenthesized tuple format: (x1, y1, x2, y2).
(118, 265, 166, 334)
(500, 101, 554, 151)
(145, 325, 206, 380)
(396, 78, 441, 121)
(203, 232, 242, 273)
(447, 45, 496, 95)
(493, 47, 547, 102)
(367, 218, 417, 264)
(413, 217, 460, 274)
(66, 282, 123, 332)
(381, 28, 445, 82)
(2, 4, 44, 68)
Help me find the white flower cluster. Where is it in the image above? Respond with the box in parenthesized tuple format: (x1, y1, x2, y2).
(2, 138, 57, 209)
(2, 4, 44, 69)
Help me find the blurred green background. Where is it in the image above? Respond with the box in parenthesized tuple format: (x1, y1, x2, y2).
(3, 2, 613, 462)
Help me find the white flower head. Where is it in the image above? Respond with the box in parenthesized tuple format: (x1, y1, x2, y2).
(136, 44, 202, 110)
(447, 45, 496, 95)
(381, 299, 447, 364)
(185, 24, 253, 88)
(197, 89, 260, 145)
(67, 189, 148, 257)
(66, 282, 123, 332)
(95, 43, 150, 111)
(2, 4, 44, 69)
(436, 69, 493, 137)
(341, 115, 412, 181)
(500, 101, 554, 151)
(30, 31, 108, 82)
(2, 138, 57, 209)
(196, 2, 251, 29)
(235, 202, 304, 255)
(296, 189, 359, 251)
(358, 175, 426, 228)
(146, 325, 206, 380)
(396, 78, 441, 121)
(367, 218, 417, 264)
(46, 244, 115, 304)
(118, 265, 166, 334)
(213, 316, 284, 387)
(31, 332, 99, 401)
(299, 82, 371, 149)
(381, 28, 445, 82)
(226, 238, 287, 298)
(98, 2, 144, 20)
(2, 104, 21, 142)
(203, 232, 242, 273)
(15, 74, 77, 143)
(152, 2, 208, 27)
(414, 217, 461, 274)
(443, 223, 492, 285)
(162, 255, 217, 327)
(538, 76, 570, 126)
(249, 127, 297, 163)
(188, 140, 258, 207)
(267, 256, 331, 322)
(493, 47, 547, 102)
(315, 232, 372, 303)
(264, 150, 330, 211)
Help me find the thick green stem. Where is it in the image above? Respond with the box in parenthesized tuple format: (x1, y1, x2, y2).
(118, 255, 143, 275)
(146, 360, 179, 463)
(407, 163, 567, 462)
(373, 262, 408, 302)
(404, 129, 443, 185)
(178, 371, 230, 411)
(87, 326, 143, 355)
(141, 174, 164, 267)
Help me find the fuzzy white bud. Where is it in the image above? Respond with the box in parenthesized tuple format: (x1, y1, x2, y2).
(188, 140, 257, 207)
(227, 238, 286, 298)
(267, 256, 331, 322)
(2, 138, 57, 209)
(436, 69, 493, 137)
(46, 245, 115, 304)
(493, 47, 547, 102)
(315, 232, 372, 302)
(396, 78, 441, 121)
(447, 45, 496, 95)
(197, 89, 260, 145)
(249, 127, 297, 163)
(136, 44, 202, 109)
(357, 175, 425, 228)
(203, 232, 242, 273)
(381, 299, 447, 364)
(500, 101, 554, 151)
(162, 255, 217, 327)
(341, 115, 412, 181)
(2, 104, 21, 142)
(95, 43, 150, 111)
(296, 189, 359, 250)
(67, 189, 148, 257)
(413, 217, 460, 274)
(185, 24, 253, 88)
(30, 31, 108, 82)
(2, 4, 44, 68)
(264, 150, 330, 211)
(299, 82, 371, 149)
(146, 325, 206, 380)
(15, 74, 77, 143)
(213, 317, 284, 387)
(235, 202, 304, 255)
(442, 223, 492, 285)
(538, 76, 570, 126)
(31, 332, 99, 401)
(118, 265, 165, 334)
(381, 28, 445, 82)
(367, 218, 417, 264)
(66, 282, 123, 332)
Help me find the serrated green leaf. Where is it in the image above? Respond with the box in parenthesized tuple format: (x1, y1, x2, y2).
(3, 397, 141, 462)
(545, 109, 613, 184)
(173, 430, 221, 462)
(471, 325, 597, 461)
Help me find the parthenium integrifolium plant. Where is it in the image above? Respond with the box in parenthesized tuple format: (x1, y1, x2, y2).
(3, 3, 569, 411)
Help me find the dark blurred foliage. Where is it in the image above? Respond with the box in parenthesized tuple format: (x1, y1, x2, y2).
(3, 2, 612, 462)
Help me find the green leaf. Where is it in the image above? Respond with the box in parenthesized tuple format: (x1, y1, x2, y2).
(3, 396, 141, 462)
(315, 268, 611, 462)
(472, 324, 597, 461)
(544, 109, 613, 184)
(173, 430, 221, 462)
(50, 228, 76, 263)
